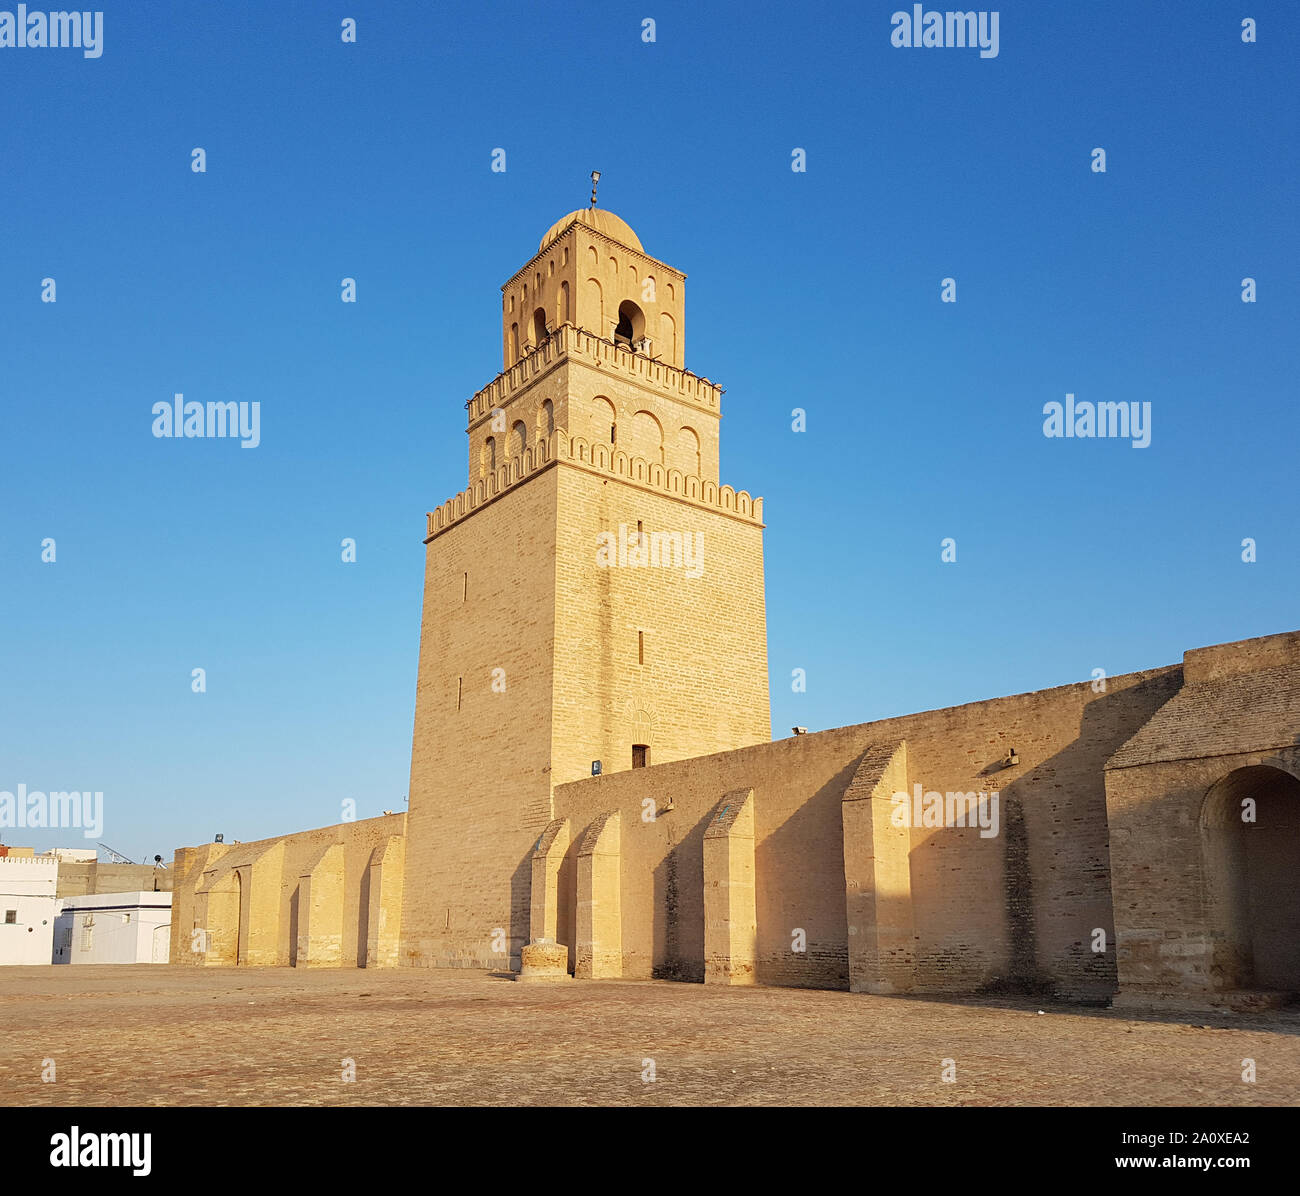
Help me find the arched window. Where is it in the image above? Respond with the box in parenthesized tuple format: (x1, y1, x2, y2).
(660, 312, 676, 362)
(533, 307, 548, 347)
(509, 323, 519, 362)
(675, 426, 701, 475)
(538, 399, 555, 437)
(615, 300, 646, 349)
(511, 420, 527, 458)
(558, 281, 570, 323)
(484, 436, 497, 475)
(593, 395, 616, 446)
(630, 411, 664, 465)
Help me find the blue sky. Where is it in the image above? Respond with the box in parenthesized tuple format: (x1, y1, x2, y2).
(1, 1, 1296, 861)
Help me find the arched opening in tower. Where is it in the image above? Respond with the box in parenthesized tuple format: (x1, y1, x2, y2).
(615, 300, 645, 349)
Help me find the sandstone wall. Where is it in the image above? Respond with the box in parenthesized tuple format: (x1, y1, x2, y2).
(550, 665, 1182, 999)
(401, 468, 558, 970)
(169, 813, 405, 967)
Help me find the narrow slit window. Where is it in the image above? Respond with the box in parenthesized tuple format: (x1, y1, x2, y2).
(638, 630, 645, 665)
(456, 677, 463, 711)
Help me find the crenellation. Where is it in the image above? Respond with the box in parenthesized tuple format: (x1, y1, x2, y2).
(466, 325, 721, 428)
(428, 428, 762, 542)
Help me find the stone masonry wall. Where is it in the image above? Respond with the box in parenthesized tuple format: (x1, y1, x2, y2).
(550, 462, 771, 793)
(169, 812, 405, 967)
(401, 468, 559, 970)
(551, 665, 1182, 998)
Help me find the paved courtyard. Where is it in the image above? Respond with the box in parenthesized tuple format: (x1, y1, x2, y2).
(0, 966, 1296, 1106)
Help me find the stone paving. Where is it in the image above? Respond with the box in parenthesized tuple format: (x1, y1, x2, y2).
(1, 965, 1296, 1106)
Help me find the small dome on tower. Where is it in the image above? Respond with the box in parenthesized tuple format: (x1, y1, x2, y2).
(540, 208, 643, 254)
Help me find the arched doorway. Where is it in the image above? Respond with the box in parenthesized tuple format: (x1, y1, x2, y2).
(1200, 764, 1300, 992)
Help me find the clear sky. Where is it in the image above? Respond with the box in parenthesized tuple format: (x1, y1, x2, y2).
(1, 1, 1295, 862)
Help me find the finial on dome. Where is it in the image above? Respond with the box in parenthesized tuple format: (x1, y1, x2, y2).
(590, 170, 601, 208)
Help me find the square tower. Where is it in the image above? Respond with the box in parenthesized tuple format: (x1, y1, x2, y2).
(401, 203, 771, 970)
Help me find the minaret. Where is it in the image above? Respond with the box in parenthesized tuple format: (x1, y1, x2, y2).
(401, 185, 771, 970)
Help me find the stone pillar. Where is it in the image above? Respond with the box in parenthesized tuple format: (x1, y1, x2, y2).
(297, 843, 345, 967)
(365, 835, 406, 969)
(243, 842, 286, 966)
(529, 818, 571, 943)
(517, 819, 573, 982)
(842, 741, 915, 994)
(575, 810, 622, 980)
(704, 788, 757, 985)
(517, 940, 571, 982)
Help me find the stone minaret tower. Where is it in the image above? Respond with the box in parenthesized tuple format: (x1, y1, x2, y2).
(400, 195, 771, 970)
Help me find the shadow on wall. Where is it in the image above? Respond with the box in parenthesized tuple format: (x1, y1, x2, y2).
(288, 886, 299, 967)
(911, 672, 1180, 1003)
(509, 851, 531, 972)
(357, 863, 372, 967)
(555, 836, 578, 974)
(651, 814, 709, 982)
(752, 758, 857, 991)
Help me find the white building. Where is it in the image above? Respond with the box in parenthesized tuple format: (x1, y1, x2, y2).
(0, 856, 59, 965)
(53, 891, 173, 964)
(41, 847, 97, 863)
